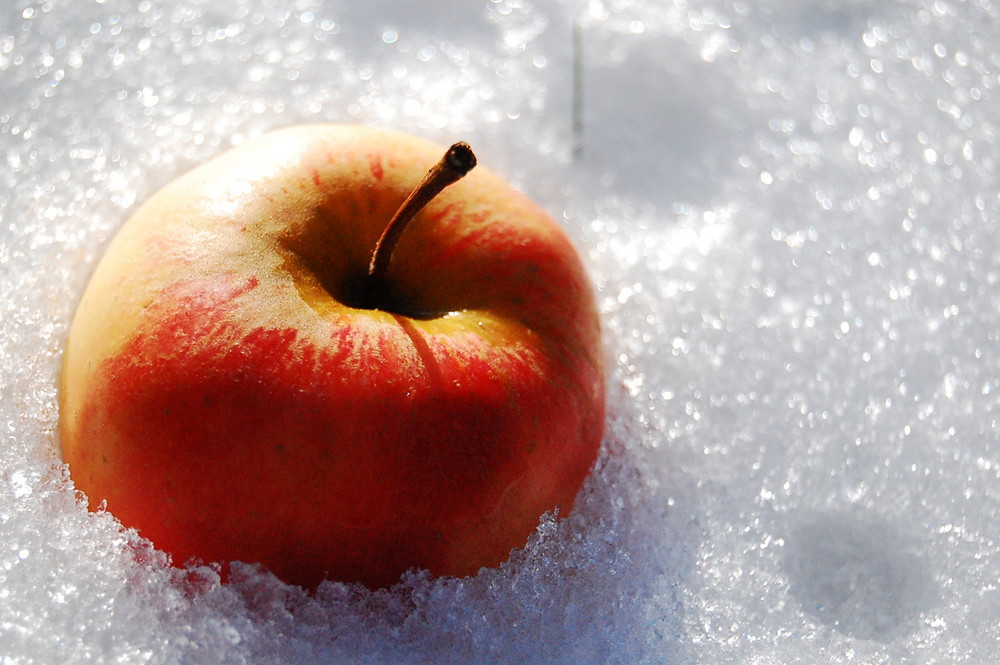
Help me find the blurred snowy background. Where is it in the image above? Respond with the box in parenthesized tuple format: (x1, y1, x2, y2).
(2, 0, 999, 662)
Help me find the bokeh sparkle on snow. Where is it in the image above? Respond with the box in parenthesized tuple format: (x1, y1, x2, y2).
(2, 0, 999, 663)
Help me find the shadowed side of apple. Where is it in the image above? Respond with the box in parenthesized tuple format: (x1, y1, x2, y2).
(59, 124, 605, 590)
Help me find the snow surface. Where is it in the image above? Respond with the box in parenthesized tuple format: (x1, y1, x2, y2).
(2, 0, 1000, 662)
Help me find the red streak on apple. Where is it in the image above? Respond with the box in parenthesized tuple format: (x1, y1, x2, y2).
(369, 153, 385, 182)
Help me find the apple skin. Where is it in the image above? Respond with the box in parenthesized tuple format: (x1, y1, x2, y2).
(59, 124, 605, 589)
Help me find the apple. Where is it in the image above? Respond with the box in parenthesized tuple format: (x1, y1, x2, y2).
(59, 124, 605, 589)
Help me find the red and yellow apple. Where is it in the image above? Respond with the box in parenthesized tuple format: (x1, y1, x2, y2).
(59, 124, 605, 589)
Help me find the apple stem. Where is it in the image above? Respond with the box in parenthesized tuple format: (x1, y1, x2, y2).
(367, 142, 477, 286)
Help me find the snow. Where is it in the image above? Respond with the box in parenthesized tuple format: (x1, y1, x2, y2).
(2, 0, 999, 662)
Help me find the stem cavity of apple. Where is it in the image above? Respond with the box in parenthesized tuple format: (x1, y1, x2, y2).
(366, 142, 477, 290)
